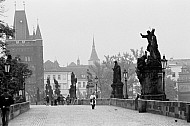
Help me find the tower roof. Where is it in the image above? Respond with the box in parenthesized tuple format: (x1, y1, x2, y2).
(89, 37, 99, 61)
(13, 10, 29, 40)
(36, 23, 42, 39)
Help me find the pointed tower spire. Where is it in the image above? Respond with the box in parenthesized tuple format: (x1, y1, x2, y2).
(92, 35, 95, 49)
(23, 1, 25, 10)
(33, 26, 35, 39)
(77, 56, 80, 66)
(88, 36, 100, 65)
(14, 1, 16, 11)
(35, 19, 42, 39)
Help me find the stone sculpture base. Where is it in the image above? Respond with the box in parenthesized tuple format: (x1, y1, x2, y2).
(140, 94, 166, 101)
(111, 82, 123, 99)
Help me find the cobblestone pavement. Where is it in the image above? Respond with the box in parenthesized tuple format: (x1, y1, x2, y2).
(9, 105, 189, 126)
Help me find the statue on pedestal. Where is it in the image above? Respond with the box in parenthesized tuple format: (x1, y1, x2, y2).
(111, 61, 123, 99)
(137, 28, 165, 101)
(113, 61, 121, 83)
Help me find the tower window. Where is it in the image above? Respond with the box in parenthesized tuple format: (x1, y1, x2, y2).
(58, 75, 61, 80)
(53, 75, 56, 79)
(83, 82, 85, 87)
(47, 75, 50, 79)
(25, 57, 27, 61)
(78, 82, 81, 88)
(63, 75, 66, 80)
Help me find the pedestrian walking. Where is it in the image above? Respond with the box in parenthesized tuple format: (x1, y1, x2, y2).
(45, 95, 50, 106)
(0, 89, 14, 126)
(66, 95, 70, 105)
(57, 95, 60, 105)
(51, 94, 54, 106)
(90, 92, 96, 109)
(54, 94, 58, 106)
(60, 95, 64, 105)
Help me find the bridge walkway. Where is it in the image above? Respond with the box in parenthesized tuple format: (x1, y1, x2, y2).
(9, 105, 189, 126)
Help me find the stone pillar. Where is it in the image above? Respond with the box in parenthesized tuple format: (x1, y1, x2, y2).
(111, 83, 116, 98)
(116, 82, 123, 99)
(138, 99, 147, 113)
(186, 104, 190, 123)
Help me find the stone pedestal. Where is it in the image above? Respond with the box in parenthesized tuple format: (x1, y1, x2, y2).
(138, 66, 166, 101)
(138, 99, 147, 113)
(186, 104, 190, 123)
(111, 82, 123, 99)
(140, 94, 166, 101)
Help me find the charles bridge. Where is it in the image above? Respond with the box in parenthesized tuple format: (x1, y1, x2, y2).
(4, 28, 190, 125)
(4, 98, 190, 126)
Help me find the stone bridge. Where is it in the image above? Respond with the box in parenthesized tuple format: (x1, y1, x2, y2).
(5, 99, 190, 126)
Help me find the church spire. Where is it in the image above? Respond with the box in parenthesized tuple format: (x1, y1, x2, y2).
(92, 36, 95, 49)
(88, 36, 100, 65)
(77, 57, 80, 66)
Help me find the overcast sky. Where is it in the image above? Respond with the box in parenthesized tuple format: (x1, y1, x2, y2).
(3, 0, 190, 66)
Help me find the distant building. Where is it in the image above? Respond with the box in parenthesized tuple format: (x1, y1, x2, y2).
(167, 58, 190, 81)
(177, 65, 190, 102)
(44, 37, 100, 98)
(6, 9, 44, 102)
(66, 61, 89, 98)
(167, 58, 190, 101)
(44, 61, 71, 97)
(44, 59, 91, 98)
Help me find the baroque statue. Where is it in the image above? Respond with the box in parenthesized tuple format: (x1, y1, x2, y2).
(113, 61, 121, 83)
(111, 61, 123, 99)
(136, 28, 165, 100)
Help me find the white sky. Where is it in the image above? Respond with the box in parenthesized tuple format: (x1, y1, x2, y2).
(2, 0, 190, 66)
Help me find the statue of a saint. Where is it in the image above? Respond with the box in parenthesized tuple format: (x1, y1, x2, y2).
(140, 30, 152, 52)
(113, 61, 121, 83)
(140, 28, 161, 60)
(71, 72, 75, 84)
(87, 69, 93, 82)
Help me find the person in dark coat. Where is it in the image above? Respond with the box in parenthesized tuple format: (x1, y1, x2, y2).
(0, 89, 14, 126)
(45, 95, 49, 106)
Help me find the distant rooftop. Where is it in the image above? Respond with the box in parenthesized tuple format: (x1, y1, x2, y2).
(168, 59, 190, 66)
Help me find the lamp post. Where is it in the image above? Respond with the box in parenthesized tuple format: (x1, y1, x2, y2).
(123, 69, 128, 99)
(4, 62, 11, 89)
(22, 75, 26, 101)
(161, 55, 167, 94)
(95, 76, 98, 98)
(73, 75, 77, 99)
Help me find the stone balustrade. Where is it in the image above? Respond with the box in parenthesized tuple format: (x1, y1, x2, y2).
(79, 98, 190, 123)
(0, 101, 30, 124)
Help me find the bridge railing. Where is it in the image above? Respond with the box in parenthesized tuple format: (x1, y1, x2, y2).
(0, 101, 30, 124)
(78, 98, 190, 123)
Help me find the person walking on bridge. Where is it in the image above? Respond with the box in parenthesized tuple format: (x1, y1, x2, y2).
(90, 92, 96, 109)
(0, 89, 14, 126)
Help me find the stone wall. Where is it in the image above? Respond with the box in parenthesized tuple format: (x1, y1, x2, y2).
(79, 98, 190, 122)
(0, 101, 30, 124)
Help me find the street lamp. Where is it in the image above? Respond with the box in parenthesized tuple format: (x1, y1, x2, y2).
(123, 69, 128, 99)
(4, 63, 10, 73)
(4, 62, 11, 89)
(161, 55, 167, 94)
(95, 76, 98, 98)
(74, 75, 77, 99)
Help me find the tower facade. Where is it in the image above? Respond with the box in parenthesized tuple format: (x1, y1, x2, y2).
(88, 37, 100, 65)
(6, 9, 44, 102)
